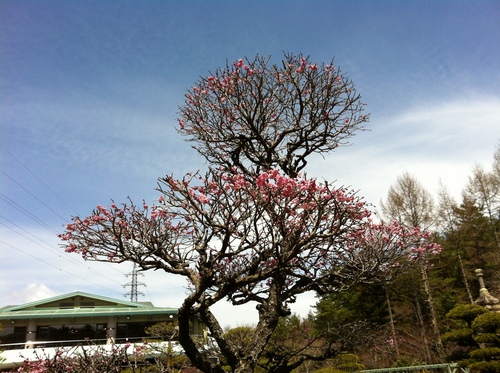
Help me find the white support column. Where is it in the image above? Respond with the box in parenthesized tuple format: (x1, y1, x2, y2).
(106, 316, 117, 343)
(25, 319, 37, 348)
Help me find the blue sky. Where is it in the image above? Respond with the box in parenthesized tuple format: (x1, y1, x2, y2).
(1, 1, 499, 327)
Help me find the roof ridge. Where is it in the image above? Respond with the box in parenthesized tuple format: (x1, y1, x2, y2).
(3, 291, 152, 311)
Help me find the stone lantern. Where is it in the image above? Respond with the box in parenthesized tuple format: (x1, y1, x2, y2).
(474, 269, 500, 312)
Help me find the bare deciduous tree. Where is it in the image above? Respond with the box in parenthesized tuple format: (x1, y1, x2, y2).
(381, 172, 444, 360)
(380, 172, 435, 230)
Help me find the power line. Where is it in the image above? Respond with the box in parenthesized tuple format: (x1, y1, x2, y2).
(0, 239, 123, 297)
(1, 170, 69, 222)
(0, 218, 125, 287)
(0, 195, 126, 277)
(0, 147, 141, 286)
(0, 193, 58, 233)
(0, 144, 79, 214)
(1, 150, 127, 278)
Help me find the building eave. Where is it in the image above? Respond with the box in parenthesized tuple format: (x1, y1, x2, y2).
(0, 291, 178, 320)
(0, 307, 177, 320)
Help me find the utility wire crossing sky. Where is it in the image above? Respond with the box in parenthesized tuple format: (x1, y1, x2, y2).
(1, 1, 499, 326)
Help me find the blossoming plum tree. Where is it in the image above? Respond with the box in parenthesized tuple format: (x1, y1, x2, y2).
(60, 54, 441, 373)
(178, 54, 367, 177)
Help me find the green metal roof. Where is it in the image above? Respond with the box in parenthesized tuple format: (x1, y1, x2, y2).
(0, 307, 178, 320)
(4, 291, 151, 311)
(0, 291, 177, 320)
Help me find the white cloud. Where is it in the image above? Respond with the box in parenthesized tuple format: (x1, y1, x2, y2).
(385, 96, 500, 157)
(308, 95, 500, 208)
(18, 284, 57, 304)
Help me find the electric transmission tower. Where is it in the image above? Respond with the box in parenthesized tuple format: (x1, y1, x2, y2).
(123, 263, 146, 302)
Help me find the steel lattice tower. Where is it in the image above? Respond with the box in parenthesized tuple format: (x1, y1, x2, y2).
(123, 263, 146, 302)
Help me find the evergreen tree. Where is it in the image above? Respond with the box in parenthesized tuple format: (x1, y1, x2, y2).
(442, 304, 500, 373)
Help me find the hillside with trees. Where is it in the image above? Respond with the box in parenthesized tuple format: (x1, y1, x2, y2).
(312, 144, 500, 370)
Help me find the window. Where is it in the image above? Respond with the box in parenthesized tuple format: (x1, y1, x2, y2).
(0, 326, 26, 344)
(36, 324, 98, 341)
(116, 321, 155, 340)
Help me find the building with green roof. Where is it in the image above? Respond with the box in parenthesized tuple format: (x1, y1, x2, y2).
(0, 291, 203, 349)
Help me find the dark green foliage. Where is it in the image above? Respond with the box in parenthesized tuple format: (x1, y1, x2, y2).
(442, 327, 475, 347)
(312, 354, 364, 373)
(443, 306, 500, 373)
(470, 312, 500, 373)
(431, 168, 500, 315)
(473, 311, 500, 345)
(472, 311, 500, 334)
(391, 356, 426, 367)
(314, 283, 388, 332)
(474, 333, 500, 345)
(472, 311, 500, 349)
(442, 305, 484, 364)
(470, 347, 500, 360)
(447, 304, 489, 324)
(468, 361, 500, 373)
(331, 354, 364, 372)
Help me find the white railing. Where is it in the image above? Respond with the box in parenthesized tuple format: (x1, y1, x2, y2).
(0, 339, 183, 370)
(360, 363, 470, 373)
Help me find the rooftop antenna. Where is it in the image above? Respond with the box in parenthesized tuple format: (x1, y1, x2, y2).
(123, 263, 146, 302)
